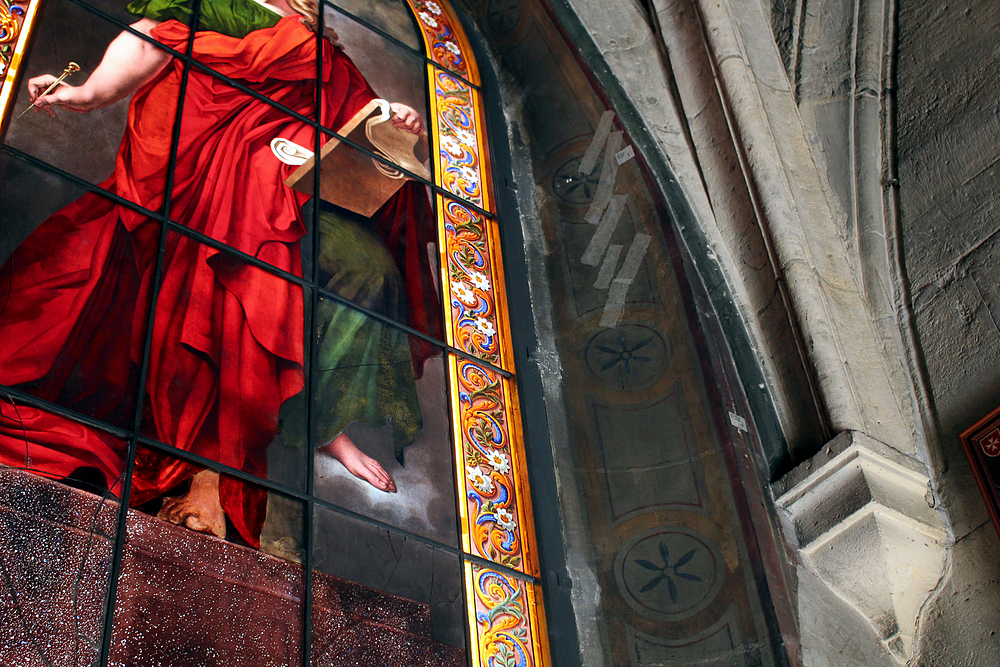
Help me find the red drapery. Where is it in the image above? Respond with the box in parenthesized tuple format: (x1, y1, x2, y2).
(0, 16, 437, 546)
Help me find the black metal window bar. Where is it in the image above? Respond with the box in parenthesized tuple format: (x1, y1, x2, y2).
(0, 0, 533, 664)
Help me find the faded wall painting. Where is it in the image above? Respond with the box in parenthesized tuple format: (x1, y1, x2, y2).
(456, 0, 796, 664)
(0, 0, 546, 665)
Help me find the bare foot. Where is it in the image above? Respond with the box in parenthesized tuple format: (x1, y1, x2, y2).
(156, 469, 227, 538)
(319, 433, 396, 492)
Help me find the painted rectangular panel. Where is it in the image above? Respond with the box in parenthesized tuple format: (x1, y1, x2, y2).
(588, 383, 707, 521)
(110, 445, 306, 665)
(449, 354, 538, 576)
(466, 561, 549, 667)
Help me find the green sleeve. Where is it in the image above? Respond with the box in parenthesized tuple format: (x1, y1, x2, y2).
(127, 0, 281, 39)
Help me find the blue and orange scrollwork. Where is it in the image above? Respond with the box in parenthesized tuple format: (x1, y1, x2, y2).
(409, 0, 477, 84)
(467, 563, 547, 667)
(0, 0, 39, 133)
(435, 71, 485, 208)
(408, 0, 549, 664)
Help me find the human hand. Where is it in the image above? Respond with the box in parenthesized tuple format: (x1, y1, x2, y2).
(27, 74, 95, 116)
(389, 102, 424, 135)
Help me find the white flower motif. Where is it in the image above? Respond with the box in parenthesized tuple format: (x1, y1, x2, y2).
(445, 41, 461, 56)
(425, 1, 443, 15)
(452, 282, 476, 305)
(419, 11, 438, 27)
(470, 272, 491, 291)
(458, 165, 479, 186)
(467, 466, 494, 494)
(495, 508, 517, 532)
(486, 450, 510, 474)
(474, 316, 495, 337)
(455, 129, 476, 147)
(440, 135, 463, 156)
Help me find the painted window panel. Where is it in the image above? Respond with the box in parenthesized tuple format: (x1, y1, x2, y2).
(310, 503, 467, 666)
(322, 1, 431, 101)
(450, 355, 537, 576)
(0, 0, 39, 128)
(437, 194, 511, 370)
(429, 67, 490, 211)
(322, 0, 423, 53)
(0, 147, 90, 261)
(309, 183, 441, 337)
(2, 0, 186, 133)
(406, 0, 478, 86)
(170, 74, 320, 265)
(173, 4, 321, 114)
(310, 302, 460, 546)
(139, 231, 311, 499)
(4, 0, 180, 212)
(78, 0, 199, 41)
(466, 562, 549, 667)
(110, 444, 306, 665)
(0, 155, 158, 431)
(0, 398, 129, 499)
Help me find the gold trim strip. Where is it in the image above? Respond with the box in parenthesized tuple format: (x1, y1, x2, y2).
(0, 0, 42, 140)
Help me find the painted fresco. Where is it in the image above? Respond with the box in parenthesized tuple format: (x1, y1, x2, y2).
(0, 0, 441, 539)
(457, 0, 794, 664)
(0, 0, 546, 664)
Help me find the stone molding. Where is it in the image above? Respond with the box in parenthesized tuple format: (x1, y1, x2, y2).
(775, 431, 947, 662)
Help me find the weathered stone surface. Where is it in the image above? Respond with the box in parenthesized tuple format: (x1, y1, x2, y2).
(551, 0, 1000, 663)
(776, 431, 947, 661)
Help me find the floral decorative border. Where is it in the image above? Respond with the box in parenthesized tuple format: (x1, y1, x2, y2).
(0, 0, 26, 75)
(447, 355, 531, 567)
(407, 0, 479, 85)
(466, 562, 547, 667)
(440, 199, 502, 366)
(0, 0, 39, 138)
(410, 1, 549, 664)
(435, 70, 488, 210)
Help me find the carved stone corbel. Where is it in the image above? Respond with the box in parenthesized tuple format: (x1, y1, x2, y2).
(774, 431, 947, 662)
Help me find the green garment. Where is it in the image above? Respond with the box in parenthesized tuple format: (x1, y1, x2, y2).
(314, 208, 423, 462)
(128, 0, 280, 37)
(129, 0, 425, 460)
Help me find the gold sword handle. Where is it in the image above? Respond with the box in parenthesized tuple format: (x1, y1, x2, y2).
(17, 62, 80, 119)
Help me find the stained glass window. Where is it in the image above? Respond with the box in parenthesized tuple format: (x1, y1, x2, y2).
(0, 0, 548, 664)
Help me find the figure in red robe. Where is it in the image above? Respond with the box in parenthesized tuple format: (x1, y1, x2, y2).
(0, 0, 439, 547)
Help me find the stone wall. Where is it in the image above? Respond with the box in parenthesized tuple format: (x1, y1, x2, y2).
(510, 0, 1000, 663)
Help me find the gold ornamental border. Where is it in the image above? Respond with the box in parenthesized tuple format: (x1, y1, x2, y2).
(408, 0, 550, 664)
(0, 0, 41, 140)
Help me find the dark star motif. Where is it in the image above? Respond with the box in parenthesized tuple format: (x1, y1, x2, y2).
(553, 157, 601, 204)
(594, 330, 654, 376)
(634, 541, 701, 604)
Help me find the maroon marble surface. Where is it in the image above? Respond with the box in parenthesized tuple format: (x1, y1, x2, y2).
(0, 468, 118, 667)
(0, 468, 465, 666)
